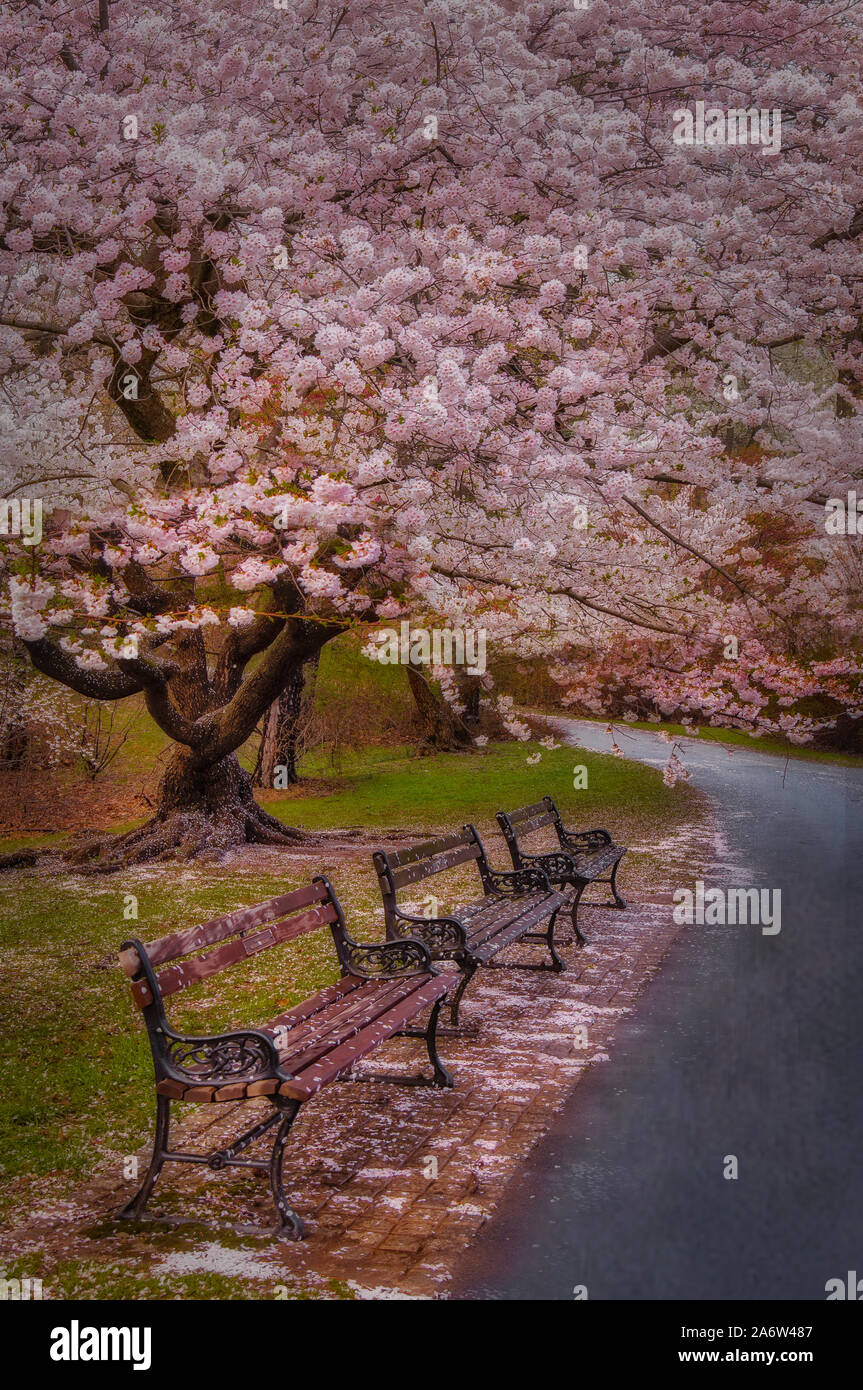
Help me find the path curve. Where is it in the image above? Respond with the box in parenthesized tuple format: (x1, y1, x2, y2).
(453, 719, 863, 1300)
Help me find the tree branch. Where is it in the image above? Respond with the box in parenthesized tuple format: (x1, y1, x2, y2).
(207, 616, 343, 761)
(115, 652, 206, 747)
(622, 495, 751, 598)
(436, 564, 682, 635)
(24, 637, 142, 700)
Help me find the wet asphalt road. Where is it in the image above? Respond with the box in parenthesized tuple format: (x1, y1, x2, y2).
(453, 721, 863, 1300)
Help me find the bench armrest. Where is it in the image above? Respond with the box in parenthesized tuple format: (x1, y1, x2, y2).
(157, 1025, 290, 1084)
(559, 827, 613, 850)
(484, 866, 553, 894)
(341, 936, 437, 979)
(520, 850, 579, 878)
(391, 910, 467, 952)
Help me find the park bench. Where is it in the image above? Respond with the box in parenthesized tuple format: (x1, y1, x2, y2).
(496, 796, 627, 947)
(373, 824, 568, 1026)
(117, 876, 453, 1240)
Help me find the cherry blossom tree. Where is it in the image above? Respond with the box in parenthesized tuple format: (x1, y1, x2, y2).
(1, 0, 861, 865)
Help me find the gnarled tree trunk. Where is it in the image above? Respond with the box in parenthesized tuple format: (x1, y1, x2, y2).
(18, 605, 341, 871)
(67, 745, 304, 870)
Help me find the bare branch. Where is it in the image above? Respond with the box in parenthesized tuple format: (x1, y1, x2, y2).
(623, 495, 751, 598)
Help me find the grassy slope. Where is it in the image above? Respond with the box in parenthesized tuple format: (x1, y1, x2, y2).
(266, 736, 680, 829)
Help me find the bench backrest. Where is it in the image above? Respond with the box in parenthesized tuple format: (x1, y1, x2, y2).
(496, 795, 564, 863)
(119, 876, 347, 1025)
(373, 825, 490, 921)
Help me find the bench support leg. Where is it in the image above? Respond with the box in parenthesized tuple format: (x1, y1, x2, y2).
(346, 1000, 455, 1088)
(450, 960, 477, 1026)
(546, 907, 565, 972)
(571, 882, 589, 947)
(117, 1093, 171, 1222)
(269, 1099, 305, 1241)
(609, 858, 627, 910)
(425, 997, 455, 1088)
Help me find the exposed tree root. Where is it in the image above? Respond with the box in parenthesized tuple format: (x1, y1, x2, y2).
(0, 751, 314, 873)
(0, 847, 43, 871)
(412, 735, 477, 756)
(0, 746, 427, 873)
(64, 798, 307, 873)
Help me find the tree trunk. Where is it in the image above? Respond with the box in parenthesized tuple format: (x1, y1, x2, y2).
(457, 672, 483, 726)
(0, 643, 31, 770)
(1, 722, 29, 771)
(17, 609, 341, 871)
(406, 661, 474, 753)
(68, 744, 305, 870)
(254, 665, 305, 788)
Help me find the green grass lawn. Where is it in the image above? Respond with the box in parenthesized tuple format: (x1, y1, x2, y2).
(268, 736, 685, 830)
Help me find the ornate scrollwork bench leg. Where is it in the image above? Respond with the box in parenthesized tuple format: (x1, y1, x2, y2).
(118, 1091, 306, 1239)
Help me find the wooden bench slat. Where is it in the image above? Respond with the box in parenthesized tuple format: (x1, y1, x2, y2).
(266, 975, 411, 1061)
(277, 976, 428, 1075)
(283, 975, 449, 1100)
(471, 920, 544, 964)
(390, 841, 482, 889)
(153, 903, 339, 998)
(263, 975, 364, 1036)
(470, 897, 564, 960)
(570, 845, 625, 879)
(458, 891, 560, 941)
(155, 1076, 284, 1102)
(385, 828, 474, 870)
(510, 810, 557, 836)
(142, 880, 331, 968)
(506, 800, 553, 824)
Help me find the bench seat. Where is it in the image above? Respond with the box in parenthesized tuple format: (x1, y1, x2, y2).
(374, 825, 568, 1026)
(118, 876, 454, 1239)
(568, 843, 625, 879)
(267, 971, 449, 1099)
(454, 888, 568, 963)
(156, 970, 450, 1103)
